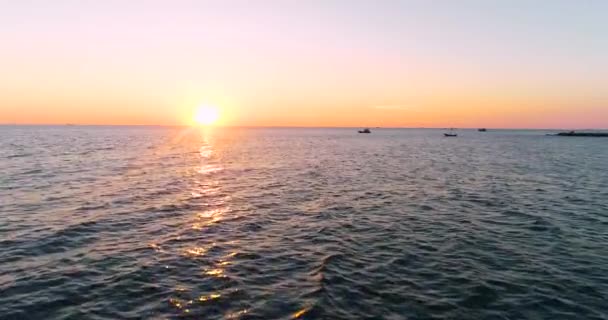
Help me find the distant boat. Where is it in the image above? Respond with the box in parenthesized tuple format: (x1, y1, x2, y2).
(444, 128, 457, 137)
(478, 128, 487, 132)
(358, 128, 371, 134)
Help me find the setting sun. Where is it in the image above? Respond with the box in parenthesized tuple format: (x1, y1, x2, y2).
(193, 105, 219, 125)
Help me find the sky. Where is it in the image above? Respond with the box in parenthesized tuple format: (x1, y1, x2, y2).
(1, 0, 607, 128)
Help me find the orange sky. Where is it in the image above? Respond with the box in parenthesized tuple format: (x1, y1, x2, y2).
(1, 1, 607, 128)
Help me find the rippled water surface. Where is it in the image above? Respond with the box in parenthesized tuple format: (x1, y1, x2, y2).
(1, 126, 608, 319)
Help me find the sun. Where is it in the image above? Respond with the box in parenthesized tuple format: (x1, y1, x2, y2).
(193, 105, 219, 125)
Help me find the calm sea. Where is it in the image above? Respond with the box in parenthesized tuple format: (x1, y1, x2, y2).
(1, 126, 607, 319)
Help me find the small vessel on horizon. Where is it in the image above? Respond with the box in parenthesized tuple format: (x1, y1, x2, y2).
(444, 128, 457, 137)
(478, 128, 487, 132)
(358, 128, 371, 134)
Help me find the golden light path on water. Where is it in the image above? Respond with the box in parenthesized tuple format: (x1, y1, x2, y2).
(167, 126, 317, 319)
(138, 125, 317, 319)
(159, 126, 250, 318)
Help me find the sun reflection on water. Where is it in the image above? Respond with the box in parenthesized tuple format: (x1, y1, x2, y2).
(198, 293, 221, 302)
(183, 246, 207, 257)
(165, 129, 238, 316)
(149, 243, 163, 252)
(204, 268, 225, 277)
(199, 144, 213, 158)
(168, 297, 184, 309)
(292, 306, 311, 318)
(191, 207, 226, 230)
(198, 164, 223, 175)
(225, 309, 249, 319)
(196, 208, 225, 219)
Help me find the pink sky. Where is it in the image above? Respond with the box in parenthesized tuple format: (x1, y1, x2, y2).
(1, 1, 607, 128)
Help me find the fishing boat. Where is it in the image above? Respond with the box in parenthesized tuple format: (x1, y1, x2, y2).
(478, 128, 487, 132)
(444, 128, 457, 137)
(358, 128, 371, 133)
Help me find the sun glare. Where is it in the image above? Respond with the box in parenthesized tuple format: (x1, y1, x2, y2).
(193, 105, 219, 125)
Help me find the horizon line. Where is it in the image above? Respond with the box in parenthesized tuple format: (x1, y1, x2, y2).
(1, 123, 606, 131)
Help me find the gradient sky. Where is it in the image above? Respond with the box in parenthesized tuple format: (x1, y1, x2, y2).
(1, 0, 607, 128)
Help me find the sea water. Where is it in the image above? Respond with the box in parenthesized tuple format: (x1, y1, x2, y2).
(1, 126, 607, 319)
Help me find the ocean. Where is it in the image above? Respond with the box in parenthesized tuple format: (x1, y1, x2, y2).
(1, 126, 607, 319)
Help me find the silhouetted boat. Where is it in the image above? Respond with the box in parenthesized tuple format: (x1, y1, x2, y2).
(358, 128, 371, 133)
(478, 128, 487, 132)
(444, 133, 457, 137)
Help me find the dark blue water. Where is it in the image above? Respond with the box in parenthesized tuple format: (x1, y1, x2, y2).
(1, 126, 607, 319)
